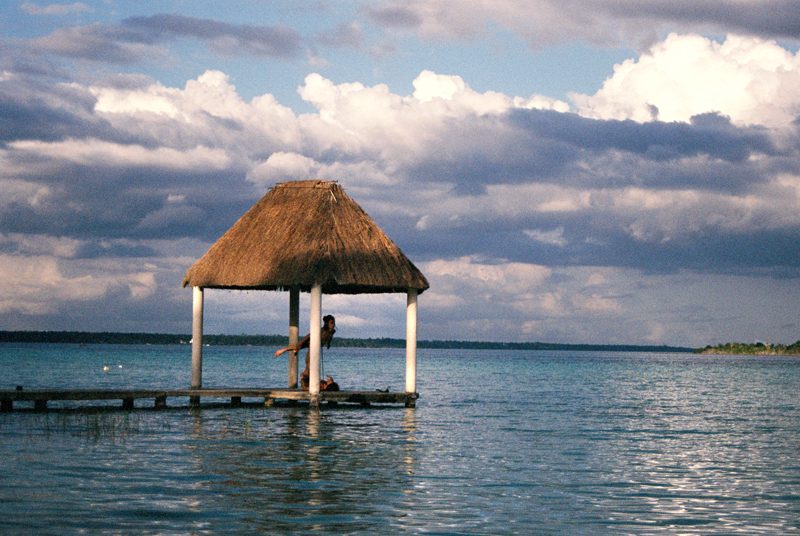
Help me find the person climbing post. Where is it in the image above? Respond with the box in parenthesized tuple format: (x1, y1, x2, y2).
(275, 314, 337, 389)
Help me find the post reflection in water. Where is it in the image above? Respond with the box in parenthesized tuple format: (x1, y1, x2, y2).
(185, 407, 420, 534)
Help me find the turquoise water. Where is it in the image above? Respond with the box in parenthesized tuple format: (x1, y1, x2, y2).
(1, 344, 799, 535)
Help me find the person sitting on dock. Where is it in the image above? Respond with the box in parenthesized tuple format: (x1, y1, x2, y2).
(274, 314, 336, 358)
(301, 374, 340, 391)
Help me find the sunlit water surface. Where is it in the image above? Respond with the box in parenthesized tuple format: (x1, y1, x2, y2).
(1, 344, 799, 535)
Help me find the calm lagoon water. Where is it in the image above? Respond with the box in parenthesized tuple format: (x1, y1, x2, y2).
(1, 343, 799, 535)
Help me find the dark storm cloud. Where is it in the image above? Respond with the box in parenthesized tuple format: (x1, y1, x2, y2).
(0, 67, 277, 246)
(0, 186, 253, 244)
(363, 0, 800, 51)
(1, 53, 797, 284)
(377, 107, 800, 279)
(509, 109, 777, 164)
(26, 14, 304, 63)
(0, 70, 259, 245)
(0, 75, 126, 145)
(385, 205, 800, 279)
(0, 163, 257, 242)
(72, 241, 159, 259)
(364, 6, 422, 29)
(29, 24, 153, 63)
(120, 14, 303, 58)
(609, 0, 800, 41)
(0, 93, 91, 144)
(316, 22, 364, 49)
(418, 108, 784, 195)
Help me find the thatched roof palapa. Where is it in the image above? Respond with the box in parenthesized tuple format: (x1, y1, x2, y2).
(183, 180, 429, 295)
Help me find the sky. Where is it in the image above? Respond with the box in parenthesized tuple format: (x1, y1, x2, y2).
(1, 0, 800, 347)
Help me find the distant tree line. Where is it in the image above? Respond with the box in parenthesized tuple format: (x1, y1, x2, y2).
(0, 330, 693, 352)
(694, 341, 800, 355)
(0, 331, 285, 346)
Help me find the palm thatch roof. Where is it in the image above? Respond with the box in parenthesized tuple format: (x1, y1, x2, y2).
(183, 180, 429, 294)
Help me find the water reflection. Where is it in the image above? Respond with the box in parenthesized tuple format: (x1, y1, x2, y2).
(4, 348, 800, 535)
(184, 407, 420, 534)
(402, 407, 417, 475)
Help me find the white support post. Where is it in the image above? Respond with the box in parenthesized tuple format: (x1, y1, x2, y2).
(288, 287, 300, 388)
(308, 283, 322, 397)
(406, 288, 418, 394)
(191, 286, 204, 391)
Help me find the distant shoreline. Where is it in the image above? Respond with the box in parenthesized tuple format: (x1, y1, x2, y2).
(694, 341, 800, 355)
(0, 330, 694, 353)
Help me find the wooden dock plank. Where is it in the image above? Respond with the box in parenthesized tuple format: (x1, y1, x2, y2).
(0, 388, 418, 411)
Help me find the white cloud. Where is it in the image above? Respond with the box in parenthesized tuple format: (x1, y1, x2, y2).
(182, 71, 252, 120)
(523, 227, 568, 247)
(412, 70, 468, 102)
(91, 71, 301, 152)
(0, 180, 52, 209)
(572, 33, 800, 128)
(295, 70, 568, 163)
(0, 254, 157, 314)
(412, 70, 569, 113)
(415, 259, 645, 341)
(92, 82, 184, 118)
(571, 293, 622, 314)
(421, 257, 555, 330)
(20, 2, 90, 16)
(0, 233, 82, 258)
(9, 139, 231, 172)
(3, 30, 800, 346)
(137, 196, 205, 231)
(411, 173, 800, 247)
(246, 152, 396, 191)
(247, 152, 320, 186)
(6, 60, 798, 257)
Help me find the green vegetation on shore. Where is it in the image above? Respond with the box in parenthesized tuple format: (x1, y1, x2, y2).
(5, 331, 798, 355)
(694, 341, 800, 355)
(0, 330, 693, 353)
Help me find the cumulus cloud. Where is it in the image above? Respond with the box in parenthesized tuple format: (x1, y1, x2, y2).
(2, 27, 800, 343)
(0, 73, 114, 143)
(572, 33, 800, 128)
(523, 227, 568, 247)
(247, 152, 320, 186)
(3, 48, 798, 270)
(0, 254, 157, 315)
(416, 258, 800, 344)
(296, 69, 569, 171)
(418, 257, 648, 341)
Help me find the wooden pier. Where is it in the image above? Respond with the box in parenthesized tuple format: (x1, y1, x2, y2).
(0, 388, 418, 412)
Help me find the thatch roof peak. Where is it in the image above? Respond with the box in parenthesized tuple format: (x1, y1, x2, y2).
(183, 180, 429, 294)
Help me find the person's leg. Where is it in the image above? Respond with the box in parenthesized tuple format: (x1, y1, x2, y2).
(274, 342, 299, 357)
(299, 351, 310, 389)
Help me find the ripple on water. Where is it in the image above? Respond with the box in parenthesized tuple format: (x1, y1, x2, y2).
(2, 348, 800, 535)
